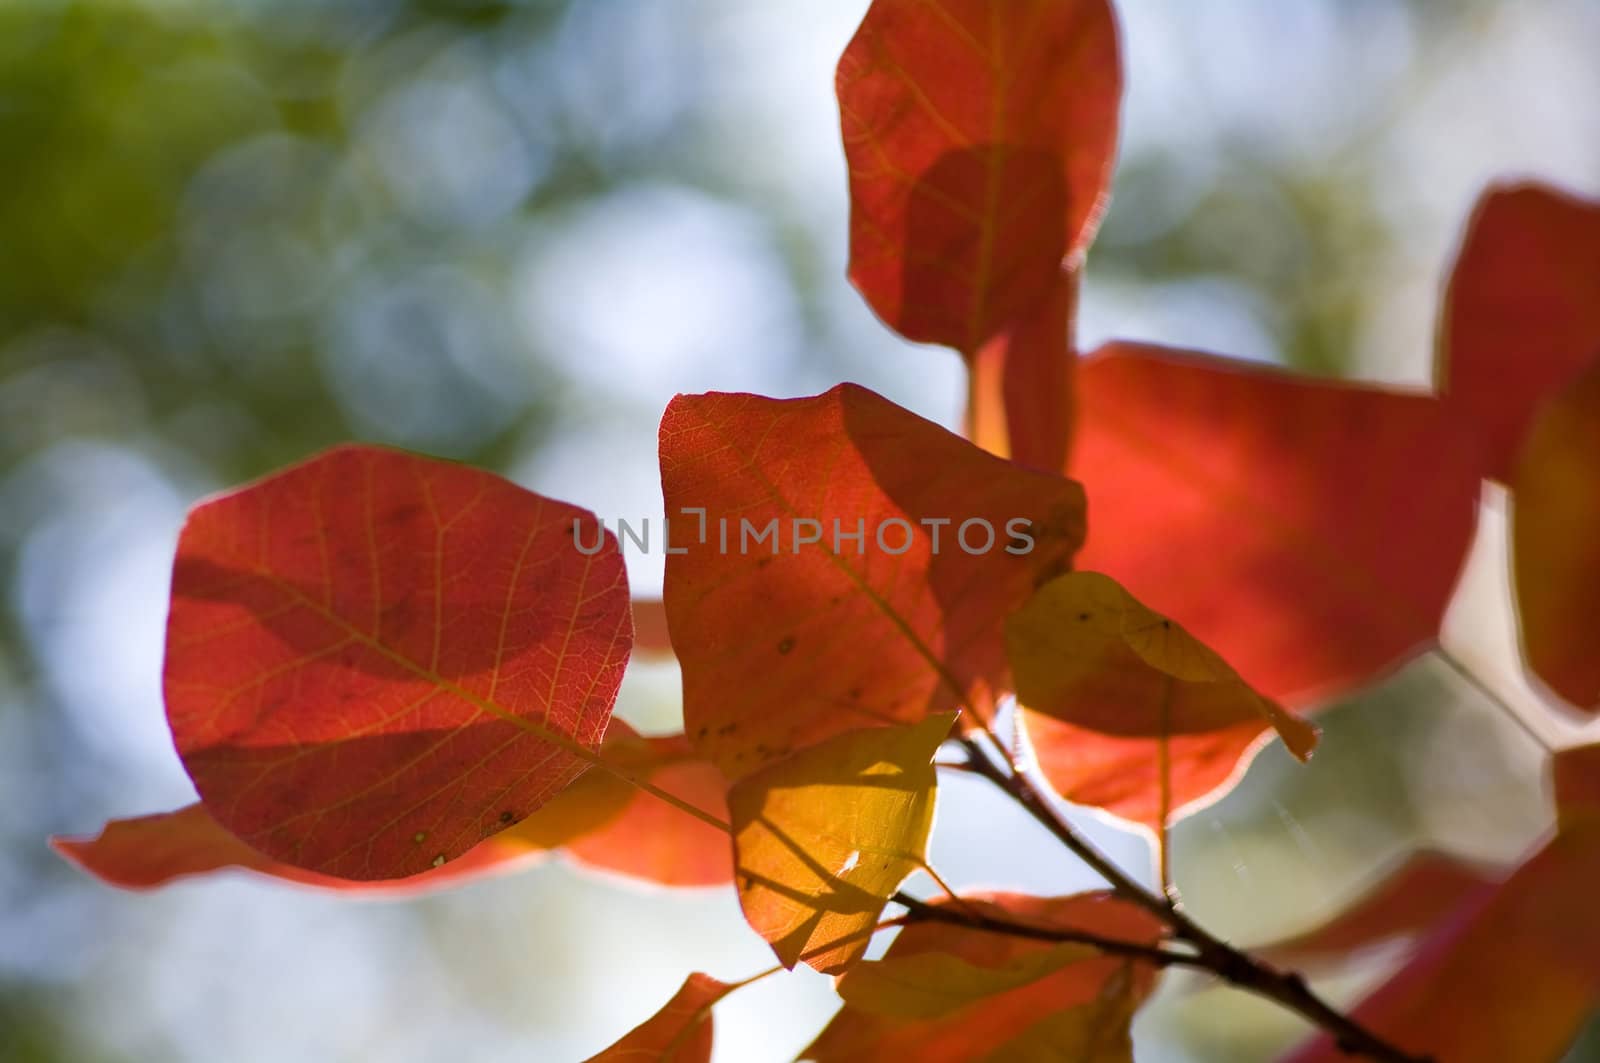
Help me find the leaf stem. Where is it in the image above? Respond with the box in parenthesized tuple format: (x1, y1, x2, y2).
(955, 734, 1433, 1063)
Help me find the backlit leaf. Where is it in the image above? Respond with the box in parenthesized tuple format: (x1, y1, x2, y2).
(566, 732, 732, 887)
(53, 723, 728, 891)
(727, 714, 954, 974)
(631, 597, 674, 658)
(1019, 720, 1266, 833)
(1512, 356, 1600, 711)
(1009, 571, 1318, 758)
(163, 444, 631, 880)
(661, 384, 1084, 778)
(984, 965, 1140, 1063)
(1070, 342, 1483, 706)
(49, 803, 546, 894)
(1010, 571, 1316, 830)
(1442, 182, 1600, 482)
(1285, 744, 1600, 1063)
(803, 892, 1160, 1062)
(837, 0, 1120, 355)
(584, 973, 730, 1063)
(838, 943, 1095, 1020)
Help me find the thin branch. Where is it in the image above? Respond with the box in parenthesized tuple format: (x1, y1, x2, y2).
(956, 733, 1433, 1063)
(891, 891, 1204, 970)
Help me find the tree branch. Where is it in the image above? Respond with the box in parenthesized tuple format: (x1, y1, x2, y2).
(950, 735, 1433, 1063)
(890, 890, 1204, 969)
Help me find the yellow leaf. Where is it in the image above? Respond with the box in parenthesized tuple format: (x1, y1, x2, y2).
(1007, 572, 1317, 761)
(728, 714, 956, 973)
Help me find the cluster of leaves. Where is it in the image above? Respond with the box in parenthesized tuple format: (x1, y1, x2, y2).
(50, 0, 1600, 1060)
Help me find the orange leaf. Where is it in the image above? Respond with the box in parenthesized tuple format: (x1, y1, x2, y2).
(660, 384, 1084, 778)
(584, 973, 730, 1063)
(1014, 185, 1600, 833)
(1011, 571, 1316, 831)
(631, 597, 675, 658)
(1008, 572, 1318, 758)
(1025, 342, 1481, 825)
(1285, 745, 1600, 1063)
(1512, 356, 1600, 711)
(803, 892, 1161, 1062)
(52, 723, 728, 891)
(1071, 342, 1484, 706)
(567, 733, 732, 887)
(1020, 720, 1266, 833)
(163, 444, 631, 880)
(49, 803, 549, 894)
(1442, 182, 1600, 482)
(837, 0, 1120, 355)
(727, 714, 953, 974)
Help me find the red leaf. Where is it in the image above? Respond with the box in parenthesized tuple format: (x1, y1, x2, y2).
(164, 444, 631, 880)
(1282, 829, 1600, 1063)
(1009, 572, 1318, 758)
(49, 804, 545, 894)
(1511, 356, 1600, 711)
(1071, 343, 1484, 706)
(838, 0, 1120, 355)
(1285, 746, 1600, 1063)
(1020, 343, 1480, 824)
(52, 723, 728, 892)
(1442, 183, 1600, 482)
(1010, 571, 1317, 831)
(585, 973, 730, 1063)
(802, 892, 1161, 1061)
(660, 384, 1084, 777)
(1022, 717, 1266, 830)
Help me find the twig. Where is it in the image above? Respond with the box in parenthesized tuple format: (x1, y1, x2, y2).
(955, 734, 1433, 1063)
(891, 891, 1204, 970)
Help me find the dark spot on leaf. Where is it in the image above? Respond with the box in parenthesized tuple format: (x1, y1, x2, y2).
(384, 504, 423, 527)
(1078, 613, 1090, 621)
(499, 810, 514, 825)
(777, 636, 795, 655)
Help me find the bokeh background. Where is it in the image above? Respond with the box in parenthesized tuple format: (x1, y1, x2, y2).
(2, 0, 1598, 1059)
